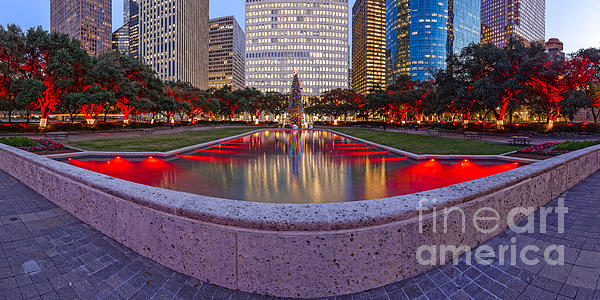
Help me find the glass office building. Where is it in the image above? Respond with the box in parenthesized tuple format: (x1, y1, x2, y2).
(386, 0, 480, 83)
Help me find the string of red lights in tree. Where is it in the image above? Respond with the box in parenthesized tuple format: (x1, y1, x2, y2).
(288, 73, 304, 126)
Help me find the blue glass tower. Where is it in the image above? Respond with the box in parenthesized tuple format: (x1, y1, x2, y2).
(386, 0, 480, 83)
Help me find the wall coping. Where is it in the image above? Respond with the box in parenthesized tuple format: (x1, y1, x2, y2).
(1, 130, 597, 232)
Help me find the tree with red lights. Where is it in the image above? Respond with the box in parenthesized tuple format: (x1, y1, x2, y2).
(263, 91, 288, 121)
(433, 57, 481, 123)
(16, 28, 87, 128)
(235, 87, 263, 122)
(571, 48, 600, 123)
(0, 25, 25, 123)
(164, 81, 206, 123)
(57, 40, 94, 123)
(210, 86, 239, 121)
(525, 55, 589, 127)
(386, 75, 415, 123)
(113, 54, 157, 123)
(364, 88, 388, 120)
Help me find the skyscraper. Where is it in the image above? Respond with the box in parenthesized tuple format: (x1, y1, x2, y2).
(209, 16, 246, 90)
(50, 0, 112, 56)
(245, 0, 349, 98)
(125, 0, 139, 59)
(138, 0, 209, 88)
(352, 0, 386, 95)
(123, 0, 132, 24)
(112, 24, 129, 54)
(386, 0, 481, 83)
(481, 0, 545, 47)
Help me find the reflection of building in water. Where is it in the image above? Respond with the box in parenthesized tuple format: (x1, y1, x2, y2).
(167, 130, 389, 203)
(287, 131, 303, 176)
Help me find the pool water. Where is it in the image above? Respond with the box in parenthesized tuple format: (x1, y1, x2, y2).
(67, 130, 522, 203)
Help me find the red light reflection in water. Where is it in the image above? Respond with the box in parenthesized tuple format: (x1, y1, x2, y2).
(368, 156, 407, 163)
(209, 145, 246, 149)
(176, 155, 234, 163)
(334, 142, 365, 146)
(335, 146, 376, 150)
(388, 159, 521, 194)
(339, 150, 390, 156)
(68, 157, 179, 186)
(223, 142, 249, 145)
(195, 149, 239, 154)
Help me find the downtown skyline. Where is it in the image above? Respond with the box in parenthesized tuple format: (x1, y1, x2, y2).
(0, 0, 599, 54)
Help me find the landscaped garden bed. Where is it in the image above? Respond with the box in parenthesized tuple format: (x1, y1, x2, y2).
(0, 137, 77, 155)
(511, 140, 600, 160)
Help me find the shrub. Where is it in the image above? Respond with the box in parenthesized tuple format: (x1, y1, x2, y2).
(553, 140, 600, 152)
(0, 137, 36, 148)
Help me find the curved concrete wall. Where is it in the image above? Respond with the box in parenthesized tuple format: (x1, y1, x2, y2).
(0, 142, 598, 298)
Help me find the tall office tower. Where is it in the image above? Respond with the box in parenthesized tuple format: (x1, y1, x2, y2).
(138, 0, 209, 88)
(352, 0, 386, 95)
(124, 0, 132, 23)
(112, 24, 129, 53)
(50, 0, 112, 56)
(481, 0, 545, 47)
(208, 16, 246, 90)
(386, 0, 480, 83)
(245, 0, 349, 98)
(127, 0, 140, 59)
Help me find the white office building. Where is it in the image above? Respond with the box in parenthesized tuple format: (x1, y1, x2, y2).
(245, 0, 349, 97)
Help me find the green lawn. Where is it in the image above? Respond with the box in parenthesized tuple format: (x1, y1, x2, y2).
(332, 128, 521, 155)
(66, 127, 258, 152)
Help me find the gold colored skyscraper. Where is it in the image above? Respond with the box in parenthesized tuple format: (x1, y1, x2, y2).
(481, 0, 545, 47)
(139, 0, 209, 89)
(352, 0, 386, 95)
(50, 0, 112, 56)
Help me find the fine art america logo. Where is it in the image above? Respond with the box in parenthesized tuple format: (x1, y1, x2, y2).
(415, 198, 568, 267)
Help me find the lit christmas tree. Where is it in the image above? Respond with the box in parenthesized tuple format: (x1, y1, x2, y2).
(287, 72, 304, 127)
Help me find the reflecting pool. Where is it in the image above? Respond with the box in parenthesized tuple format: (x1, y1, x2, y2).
(66, 130, 522, 203)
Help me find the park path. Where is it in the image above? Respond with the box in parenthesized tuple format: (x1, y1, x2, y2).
(0, 169, 599, 299)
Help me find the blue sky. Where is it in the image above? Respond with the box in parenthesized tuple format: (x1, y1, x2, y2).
(0, 0, 598, 54)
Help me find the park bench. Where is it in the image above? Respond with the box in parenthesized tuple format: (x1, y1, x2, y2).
(427, 129, 441, 137)
(137, 128, 155, 135)
(464, 132, 481, 140)
(510, 136, 531, 146)
(44, 132, 69, 141)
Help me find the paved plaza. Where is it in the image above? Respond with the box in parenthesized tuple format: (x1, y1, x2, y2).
(0, 169, 599, 299)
